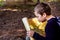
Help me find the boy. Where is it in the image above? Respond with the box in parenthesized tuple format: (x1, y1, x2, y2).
(27, 3, 60, 40)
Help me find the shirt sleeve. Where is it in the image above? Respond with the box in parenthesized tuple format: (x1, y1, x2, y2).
(33, 32, 45, 40)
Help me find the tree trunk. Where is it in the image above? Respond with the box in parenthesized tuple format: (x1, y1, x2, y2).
(27, 0, 33, 2)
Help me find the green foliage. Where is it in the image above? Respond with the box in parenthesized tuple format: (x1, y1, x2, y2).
(0, 0, 4, 7)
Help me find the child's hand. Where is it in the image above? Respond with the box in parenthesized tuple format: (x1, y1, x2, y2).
(27, 30, 34, 37)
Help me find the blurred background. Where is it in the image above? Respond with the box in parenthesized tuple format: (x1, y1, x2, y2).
(0, 0, 60, 40)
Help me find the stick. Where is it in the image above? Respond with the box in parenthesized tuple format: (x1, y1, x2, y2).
(22, 17, 30, 40)
(22, 17, 30, 31)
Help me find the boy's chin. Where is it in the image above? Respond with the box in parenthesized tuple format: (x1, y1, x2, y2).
(42, 20, 46, 22)
(39, 20, 46, 22)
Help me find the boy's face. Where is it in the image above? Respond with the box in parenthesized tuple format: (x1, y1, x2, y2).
(34, 11, 46, 22)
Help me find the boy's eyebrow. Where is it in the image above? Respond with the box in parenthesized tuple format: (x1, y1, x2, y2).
(33, 12, 35, 15)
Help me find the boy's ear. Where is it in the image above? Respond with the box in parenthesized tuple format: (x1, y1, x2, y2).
(43, 13, 46, 17)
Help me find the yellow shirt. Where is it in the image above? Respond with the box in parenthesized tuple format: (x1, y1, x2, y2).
(28, 18, 47, 40)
